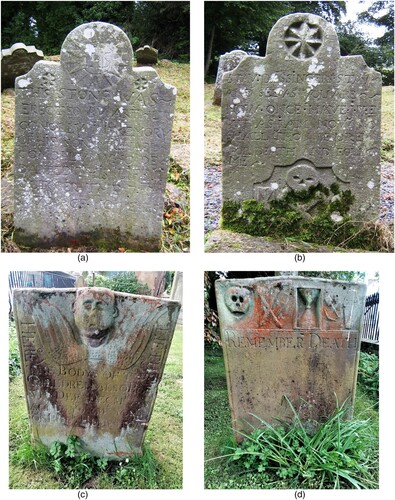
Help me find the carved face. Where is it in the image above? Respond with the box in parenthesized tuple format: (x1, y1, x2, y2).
(286, 164, 319, 191)
(74, 289, 117, 347)
(224, 287, 252, 317)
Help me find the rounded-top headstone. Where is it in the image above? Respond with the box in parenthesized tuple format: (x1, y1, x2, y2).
(136, 45, 159, 65)
(213, 49, 247, 105)
(61, 22, 133, 90)
(13, 22, 176, 251)
(1, 43, 44, 90)
(221, 13, 382, 226)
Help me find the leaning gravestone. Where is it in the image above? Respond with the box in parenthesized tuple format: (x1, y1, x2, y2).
(215, 276, 366, 440)
(221, 13, 381, 233)
(1, 43, 44, 90)
(213, 49, 247, 105)
(136, 45, 159, 65)
(13, 287, 181, 458)
(14, 22, 176, 250)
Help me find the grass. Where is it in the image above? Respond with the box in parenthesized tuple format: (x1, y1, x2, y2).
(204, 345, 379, 489)
(9, 324, 183, 489)
(1, 61, 190, 253)
(381, 86, 394, 163)
(204, 83, 222, 165)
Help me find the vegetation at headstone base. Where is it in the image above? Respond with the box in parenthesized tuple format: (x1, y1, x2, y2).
(221, 183, 393, 252)
(204, 1, 392, 84)
(1, 1, 190, 62)
(9, 324, 182, 489)
(204, 346, 379, 489)
(1, 59, 190, 253)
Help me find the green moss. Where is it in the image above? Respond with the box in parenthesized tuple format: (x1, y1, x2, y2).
(222, 184, 384, 251)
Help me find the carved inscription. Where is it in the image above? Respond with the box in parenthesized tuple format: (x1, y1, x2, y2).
(224, 330, 359, 350)
(222, 12, 381, 221)
(216, 277, 366, 440)
(14, 22, 176, 250)
(14, 287, 181, 458)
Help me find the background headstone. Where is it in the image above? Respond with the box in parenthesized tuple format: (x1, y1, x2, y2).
(1, 43, 44, 90)
(215, 276, 366, 440)
(13, 287, 181, 458)
(213, 49, 247, 105)
(136, 45, 159, 65)
(222, 13, 381, 225)
(14, 22, 176, 250)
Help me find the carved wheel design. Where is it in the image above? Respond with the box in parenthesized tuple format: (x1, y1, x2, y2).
(284, 21, 323, 59)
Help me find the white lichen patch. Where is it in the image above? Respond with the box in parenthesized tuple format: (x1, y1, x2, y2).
(270, 146, 276, 152)
(254, 64, 265, 75)
(240, 87, 248, 98)
(306, 76, 319, 92)
(85, 44, 95, 56)
(270, 182, 279, 190)
(269, 73, 279, 82)
(237, 108, 246, 119)
(367, 180, 375, 189)
(330, 212, 343, 223)
(233, 98, 241, 104)
(308, 57, 324, 74)
(83, 27, 95, 39)
(17, 78, 32, 88)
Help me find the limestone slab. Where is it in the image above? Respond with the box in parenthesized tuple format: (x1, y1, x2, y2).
(215, 276, 366, 440)
(14, 22, 176, 250)
(222, 13, 381, 223)
(13, 286, 181, 458)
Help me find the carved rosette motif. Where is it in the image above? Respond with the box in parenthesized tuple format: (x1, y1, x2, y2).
(284, 21, 323, 60)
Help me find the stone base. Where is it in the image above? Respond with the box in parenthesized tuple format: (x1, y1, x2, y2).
(14, 228, 161, 252)
(204, 229, 366, 253)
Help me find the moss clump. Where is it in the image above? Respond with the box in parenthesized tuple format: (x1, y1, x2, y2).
(222, 184, 385, 251)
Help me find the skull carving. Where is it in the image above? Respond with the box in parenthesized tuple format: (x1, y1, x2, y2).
(224, 287, 252, 317)
(286, 164, 319, 191)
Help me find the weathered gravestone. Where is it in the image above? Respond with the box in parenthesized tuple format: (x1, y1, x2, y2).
(221, 13, 381, 234)
(13, 287, 181, 458)
(136, 45, 159, 65)
(1, 43, 44, 91)
(213, 50, 247, 105)
(14, 22, 176, 250)
(215, 276, 366, 440)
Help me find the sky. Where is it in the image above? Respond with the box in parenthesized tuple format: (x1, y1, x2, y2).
(342, 0, 387, 39)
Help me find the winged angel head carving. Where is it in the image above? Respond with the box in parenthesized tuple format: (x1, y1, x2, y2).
(73, 288, 118, 348)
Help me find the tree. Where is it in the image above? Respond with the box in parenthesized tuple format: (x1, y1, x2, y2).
(204, 1, 347, 78)
(358, 0, 394, 84)
(1, 1, 189, 60)
(86, 272, 151, 296)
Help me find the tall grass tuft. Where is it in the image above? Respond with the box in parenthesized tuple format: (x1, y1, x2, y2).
(223, 396, 378, 489)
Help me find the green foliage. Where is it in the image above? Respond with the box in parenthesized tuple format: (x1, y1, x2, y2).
(357, 352, 379, 403)
(48, 436, 107, 488)
(104, 272, 151, 296)
(162, 161, 190, 253)
(205, 348, 379, 490)
(1, 1, 190, 60)
(85, 271, 151, 295)
(298, 271, 365, 282)
(205, 1, 346, 76)
(9, 321, 21, 381)
(222, 397, 378, 489)
(222, 184, 389, 251)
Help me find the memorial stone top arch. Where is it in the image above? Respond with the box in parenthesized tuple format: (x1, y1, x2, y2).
(14, 22, 176, 251)
(221, 13, 381, 224)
